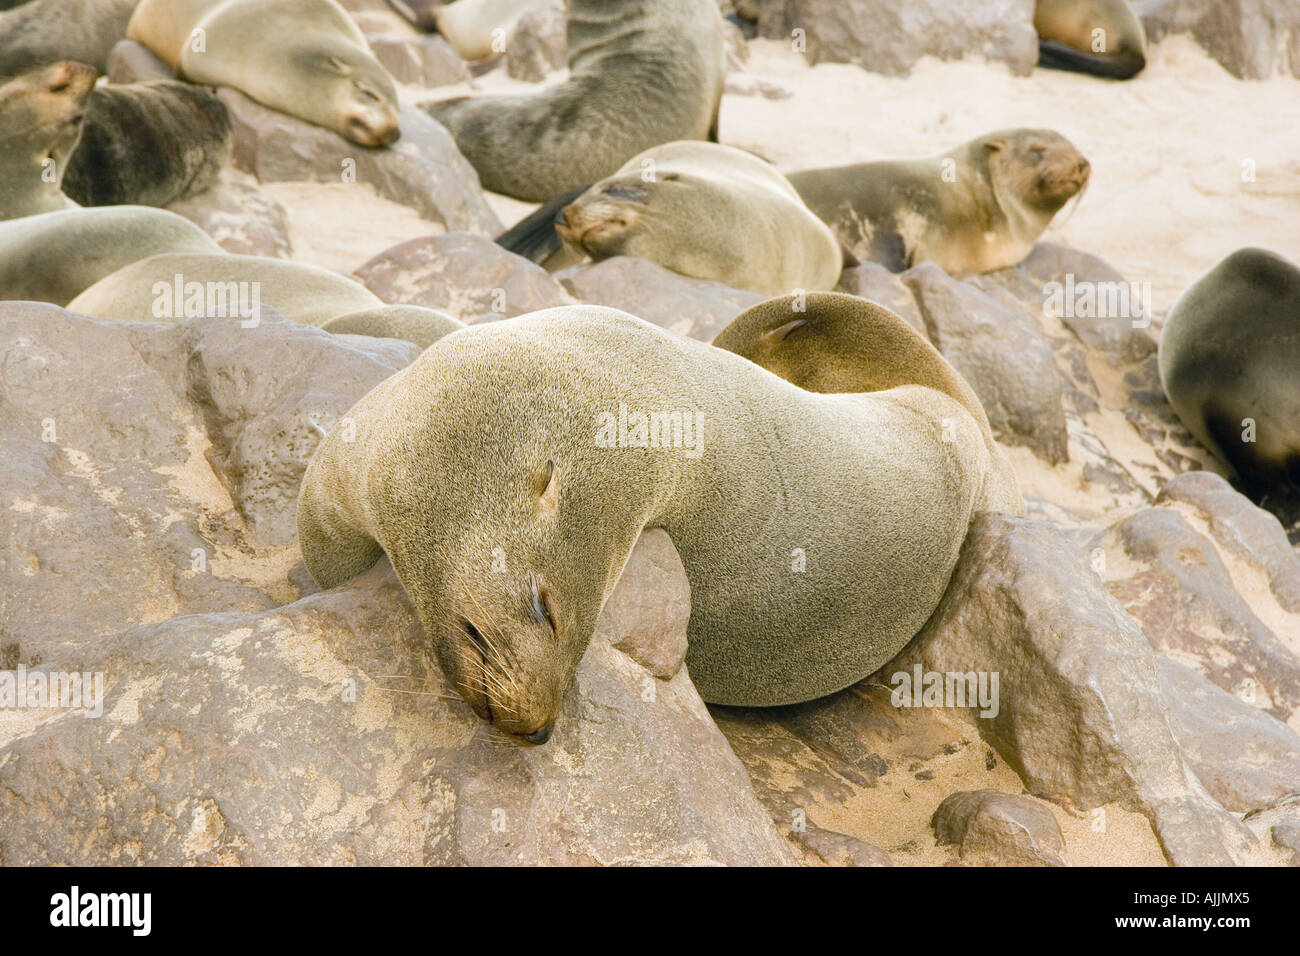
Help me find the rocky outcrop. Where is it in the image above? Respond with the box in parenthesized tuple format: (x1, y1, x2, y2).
(1137, 0, 1300, 80)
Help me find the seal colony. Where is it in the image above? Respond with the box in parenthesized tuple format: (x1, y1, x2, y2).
(298, 302, 1019, 737)
(1159, 248, 1300, 499)
(788, 129, 1091, 274)
(425, 0, 726, 201)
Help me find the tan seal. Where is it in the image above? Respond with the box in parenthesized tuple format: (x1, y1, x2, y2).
(431, 0, 552, 61)
(298, 303, 1013, 741)
(128, 0, 400, 147)
(788, 128, 1091, 274)
(0, 206, 224, 305)
(549, 141, 844, 296)
(0, 61, 96, 221)
(1159, 248, 1300, 498)
(1034, 0, 1146, 80)
(425, 0, 725, 201)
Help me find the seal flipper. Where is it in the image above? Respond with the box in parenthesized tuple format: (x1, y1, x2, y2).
(496, 184, 590, 265)
(1037, 39, 1145, 80)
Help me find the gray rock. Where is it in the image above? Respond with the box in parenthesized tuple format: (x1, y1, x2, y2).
(903, 263, 1069, 463)
(505, 1, 567, 82)
(368, 34, 471, 88)
(982, 242, 1157, 365)
(558, 257, 763, 342)
(932, 789, 1067, 866)
(1157, 471, 1300, 614)
(167, 176, 294, 259)
(1100, 506, 1300, 725)
(752, 0, 1039, 77)
(797, 824, 892, 866)
(219, 91, 501, 236)
(1160, 657, 1300, 814)
(836, 261, 926, 334)
(1136, 0, 1300, 80)
(0, 558, 796, 866)
(354, 231, 571, 321)
(891, 512, 1256, 866)
(1243, 795, 1300, 864)
(594, 529, 690, 680)
(105, 39, 174, 84)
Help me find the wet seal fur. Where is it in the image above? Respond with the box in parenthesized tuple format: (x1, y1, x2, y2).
(1034, 0, 1146, 80)
(297, 303, 1015, 741)
(544, 141, 844, 296)
(0, 206, 223, 304)
(0, 61, 97, 220)
(425, 0, 725, 201)
(62, 79, 232, 208)
(788, 128, 1090, 274)
(1159, 248, 1300, 498)
(128, 0, 401, 147)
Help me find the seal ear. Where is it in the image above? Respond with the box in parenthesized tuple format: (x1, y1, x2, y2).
(764, 319, 808, 343)
(533, 459, 560, 512)
(985, 139, 1008, 153)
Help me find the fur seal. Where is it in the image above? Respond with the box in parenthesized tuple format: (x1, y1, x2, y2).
(787, 128, 1091, 275)
(127, 0, 401, 147)
(66, 252, 382, 326)
(297, 303, 1012, 739)
(0, 0, 138, 78)
(520, 141, 843, 296)
(0, 206, 223, 304)
(321, 305, 466, 349)
(425, 0, 725, 201)
(1159, 248, 1300, 497)
(0, 61, 96, 220)
(62, 79, 232, 208)
(1034, 0, 1146, 80)
(712, 292, 1024, 515)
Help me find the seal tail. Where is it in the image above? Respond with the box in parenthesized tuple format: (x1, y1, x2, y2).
(1037, 39, 1145, 80)
(495, 184, 590, 265)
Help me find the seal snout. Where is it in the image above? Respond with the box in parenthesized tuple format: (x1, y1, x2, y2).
(519, 723, 554, 745)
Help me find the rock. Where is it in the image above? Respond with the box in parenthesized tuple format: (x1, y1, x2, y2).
(891, 512, 1256, 866)
(1157, 471, 1300, 614)
(1098, 505, 1300, 725)
(354, 232, 570, 321)
(1159, 657, 1300, 814)
(797, 824, 892, 866)
(982, 243, 1157, 365)
(752, 0, 1039, 77)
(594, 529, 690, 680)
(368, 34, 470, 88)
(1243, 796, 1300, 865)
(0, 559, 796, 865)
(931, 790, 1067, 866)
(105, 39, 173, 84)
(721, 17, 751, 69)
(219, 91, 501, 236)
(505, 0, 567, 81)
(558, 257, 763, 342)
(836, 261, 926, 334)
(167, 176, 294, 259)
(1136, 0, 1300, 80)
(903, 263, 1069, 463)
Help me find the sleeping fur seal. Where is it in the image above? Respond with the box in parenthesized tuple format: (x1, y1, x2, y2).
(298, 303, 1014, 740)
(425, 0, 725, 201)
(533, 141, 844, 296)
(1035, 0, 1146, 80)
(787, 128, 1091, 275)
(127, 0, 400, 147)
(0, 0, 138, 79)
(0, 206, 223, 304)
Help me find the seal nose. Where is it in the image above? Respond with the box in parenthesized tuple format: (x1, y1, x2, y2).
(554, 205, 571, 229)
(1077, 157, 1091, 177)
(520, 723, 553, 745)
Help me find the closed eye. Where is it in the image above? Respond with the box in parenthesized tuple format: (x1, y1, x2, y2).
(531, 583, 556, 632)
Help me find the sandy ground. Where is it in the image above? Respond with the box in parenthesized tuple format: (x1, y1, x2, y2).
(264, 32, 1300, 866)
